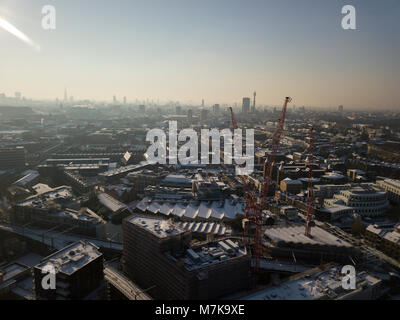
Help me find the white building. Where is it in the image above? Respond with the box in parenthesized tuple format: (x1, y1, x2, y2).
(376, 178, 400, 204)
(323, 184, 389, 218)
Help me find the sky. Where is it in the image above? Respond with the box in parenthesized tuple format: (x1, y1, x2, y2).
(0, 0, 399, 109)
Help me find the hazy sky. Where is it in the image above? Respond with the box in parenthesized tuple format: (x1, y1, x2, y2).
(0, 0, 399, 109)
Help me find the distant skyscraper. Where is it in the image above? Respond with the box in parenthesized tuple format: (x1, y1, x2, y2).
(252, 92, 256, 113)
(242, 97, 250, 113)
(202, 99, 205, 108)
(187, 109, 193, 122)
(338, 105, 344, 113)
(15, 92, 21, 100)
(176, 106, 182, 114)
(213, 104, 220, 114)
(64, 88, 68, 102)
(200, 109, 208, 122)
(139, 105, 146, 113)
(123, 96, 127, 104)
(113, 95, 117, 104)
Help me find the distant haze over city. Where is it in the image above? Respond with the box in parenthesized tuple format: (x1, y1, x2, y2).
(0, 0, 399, 110)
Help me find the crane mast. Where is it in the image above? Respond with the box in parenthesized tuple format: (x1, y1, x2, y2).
(231, 97, 291, 286)
(260, 97, 292, 209)
(305, 126, 315, 237)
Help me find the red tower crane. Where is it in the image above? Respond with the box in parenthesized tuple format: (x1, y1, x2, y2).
(234, 97, 291, 285)
(260, 97, 292, 209)
(251, 97, 292, 279)
(305, 126, 315, 237)
(229, 107, 238, 130)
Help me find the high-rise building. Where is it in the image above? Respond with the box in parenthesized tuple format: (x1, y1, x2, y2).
(122, 216, 250, 300)
(338, 105, 344, 113)
(113, 95, 117, 104)
(212, 104, 220, 114)
(33, 241, 104, 300)
(15, 92, 21, 100)
(176, 106, 182, 114)
(252, 91, 256, 113)
(200, 109, 208, 121)
(187, 109, 193, 122)
(0, 146, 26, 170)
(123, 96, 127, 104)
(64, 88, 68, 102)
(242, 97, 250, 113)
(139, 105, 146, 113)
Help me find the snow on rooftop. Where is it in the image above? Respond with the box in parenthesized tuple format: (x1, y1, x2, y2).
(36, 241, 102, 275)
(265, 225, 353, 248)
(135, 197, 244, 221)
(13, 170, 39, 187)
(127, 216, 185, 238)
(17, 186, 73, 207)
(176, 221, 226, 235)
(32, 183, 52, 194)
(241, 265, 380, 300)
(97, 192, 127, 212)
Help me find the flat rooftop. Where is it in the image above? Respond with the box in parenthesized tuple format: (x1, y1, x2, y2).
(126, 216, 186, 239)
(241, 264, 381, 300)
(1, 263, 29, 282)
(16, 186, 73, 208)
(35, 241, 102, 275)
(184, 239, 248, 271)
(264, 225, 353, 248)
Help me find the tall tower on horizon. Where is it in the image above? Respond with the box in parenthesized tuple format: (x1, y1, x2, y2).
(242, 97, 250, 113)
(64, 88, 68, 102)
(252, 91, 256, 113)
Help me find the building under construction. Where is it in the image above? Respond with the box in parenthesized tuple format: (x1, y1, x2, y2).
(263, 225, 361, 264)
(122, 215, 251, 300)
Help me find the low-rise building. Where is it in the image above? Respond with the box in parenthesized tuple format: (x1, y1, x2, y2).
(240, 263, 385, 300)
(376, 178, 400, 204)
(324, 184, 389, 217)
(280, 178, 303, 195)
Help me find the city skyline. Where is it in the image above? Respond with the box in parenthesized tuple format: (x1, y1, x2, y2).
(0, 0, 399, 109)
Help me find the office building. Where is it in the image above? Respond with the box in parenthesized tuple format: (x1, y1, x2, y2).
(376, 178, 400, 204)
(0, 147, 26, 170)
(242, 97, 250, 113)
(122, 215, 250, 299)
(33, 241, 104, 300)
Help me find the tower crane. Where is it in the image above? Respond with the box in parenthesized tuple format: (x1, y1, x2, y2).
(305, 126, 315, 237)
(231, 97, 292, 286)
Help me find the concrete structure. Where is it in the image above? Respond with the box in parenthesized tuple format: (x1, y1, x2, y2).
(376, 178, 400, 204)
(263, 225, 359, 264)
(280, 178, 303, 195)
(241, 263, 384, 300)
(324, 184, 389, 217)
(242, 97, 250, 113)
(122, 215, 250, 299)
(365, 224, 400, 260)
(33, 241, 104, 300)
(134, 197, 245, 221)
(0, 146, 25, 170)
(13, 186, 105, 236)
